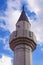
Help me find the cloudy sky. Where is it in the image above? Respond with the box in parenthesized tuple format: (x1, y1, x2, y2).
(0, 0, 43, 65)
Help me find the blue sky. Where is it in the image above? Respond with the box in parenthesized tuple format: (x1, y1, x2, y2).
(0, 0, 43, 65)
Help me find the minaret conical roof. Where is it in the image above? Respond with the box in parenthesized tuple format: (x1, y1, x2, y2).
(17, 6, 29, 22)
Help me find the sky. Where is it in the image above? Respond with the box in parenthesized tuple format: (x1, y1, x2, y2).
(0, 0, 43, 65)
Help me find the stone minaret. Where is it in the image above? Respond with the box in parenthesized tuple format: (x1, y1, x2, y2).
(9, 7, 37, 65)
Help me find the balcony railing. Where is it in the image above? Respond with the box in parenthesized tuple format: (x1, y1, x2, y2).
(9, 30, 36, 44)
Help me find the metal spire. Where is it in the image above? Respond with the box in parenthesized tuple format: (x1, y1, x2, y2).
(22, 5, 24, 11)
(17, 6, 29, 22)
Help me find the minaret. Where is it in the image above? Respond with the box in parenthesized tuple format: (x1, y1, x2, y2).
(9, 6, 37, 65)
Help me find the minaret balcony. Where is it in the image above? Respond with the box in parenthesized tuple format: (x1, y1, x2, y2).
(9, 30, 36, 44)
(9, 30, 36, 50)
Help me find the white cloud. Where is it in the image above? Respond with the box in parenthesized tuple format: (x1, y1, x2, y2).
(30, 18, 43, 43)
(29, 0, 43, 43)
(0, 55, 12, 65)
(7, 0, 21, 10)
(27, 0, 40, 14)
(5, 10, 21, 32)
(0, 0, 21, 32)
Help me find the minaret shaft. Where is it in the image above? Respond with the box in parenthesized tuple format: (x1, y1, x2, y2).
(14, 44, 32, 65)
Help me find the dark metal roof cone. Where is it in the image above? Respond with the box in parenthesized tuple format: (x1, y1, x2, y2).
(17, 6, 29, 22)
